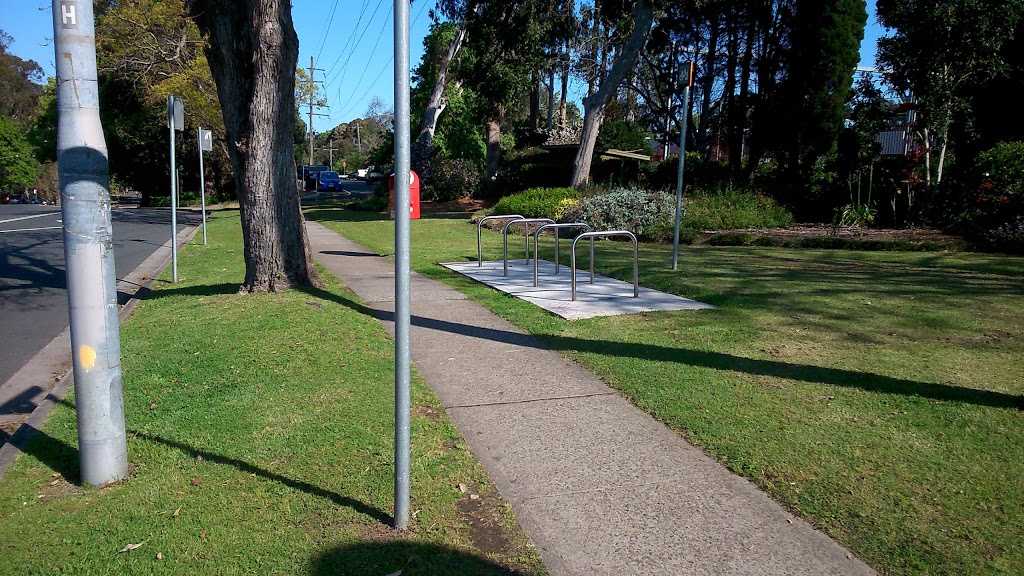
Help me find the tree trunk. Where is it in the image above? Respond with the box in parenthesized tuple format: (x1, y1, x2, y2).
(546, 65, 555, 129)
(485, 117, 502, 181)
(922, 126, 932, 187)
(571, 0, 655, 189)
(559, 41, 570, 126)
(529, 70, 541, 130)
(697, 15, 720, 159)
(733, 13, 755, 182)
(417, 25, 467, 148)
(189, 0, 320, 292)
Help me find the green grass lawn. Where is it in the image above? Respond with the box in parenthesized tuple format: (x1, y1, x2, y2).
(307, 206, 1024, 576)
(0, 211, 545, 576)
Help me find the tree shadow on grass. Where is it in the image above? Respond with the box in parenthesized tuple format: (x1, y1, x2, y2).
(309, 541, 535, 576)
(6, 400, 391, 524)
(127, 429, 392, 524)
(296, 285, 1024, 412)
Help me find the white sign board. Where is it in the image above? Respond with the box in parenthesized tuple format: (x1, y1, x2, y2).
(172, 99, 184, 131)
(199, 129, 213, 152)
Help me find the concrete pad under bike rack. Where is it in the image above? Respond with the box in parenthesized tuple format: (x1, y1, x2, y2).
(442, 259, 714, 320)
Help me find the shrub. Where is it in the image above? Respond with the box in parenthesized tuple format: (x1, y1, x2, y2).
(491, 187, 578, 220)
(985, 217, 1024, 254)
(683, 188, 794, 230)
(424, 157, 482, 202)
(565, 187, 676, 241)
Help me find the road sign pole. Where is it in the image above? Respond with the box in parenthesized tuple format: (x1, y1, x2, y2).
(672, 63, 693, 271)
(393, 0, 412, 531)
(51, 0, 128, 487)
(168, 95, 178, 282)
(198, 128, 207, 245)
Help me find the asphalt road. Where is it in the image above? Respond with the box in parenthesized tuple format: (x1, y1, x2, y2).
(0, 204, 199, 386)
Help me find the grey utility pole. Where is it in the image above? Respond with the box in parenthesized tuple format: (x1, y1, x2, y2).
(672, 62, 693, 271)
(168, 95, 183, 281)
(393, 0, 412, 531)
(51, 0, 127, 487)
(307, 56, 325, 166)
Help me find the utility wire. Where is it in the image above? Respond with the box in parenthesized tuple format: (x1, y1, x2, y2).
(324, 0, 388, 90)
(335, 0, 431, 120)
(319, 0, 372, 83)
(314, 0, 343, 66)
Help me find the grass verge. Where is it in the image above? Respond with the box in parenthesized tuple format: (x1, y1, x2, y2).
(307, 206, 1024, 576)
(0, 211, 545, 576)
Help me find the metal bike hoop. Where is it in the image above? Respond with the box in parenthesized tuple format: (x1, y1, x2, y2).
(532, 222, 592, 287)
(476, 215, 525, 266)
(570, 231, 639, 301)
(502, 218, 554, 276)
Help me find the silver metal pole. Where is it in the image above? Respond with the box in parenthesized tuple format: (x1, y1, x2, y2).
(198, 128, 207, 245)
(393, 0, 412, 531)
(168, 95, 178, 282)
(52, 0, 127, 487)
(672, 84, 691, 271)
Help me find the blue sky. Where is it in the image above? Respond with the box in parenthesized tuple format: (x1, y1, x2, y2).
(3, 0, 883, 134)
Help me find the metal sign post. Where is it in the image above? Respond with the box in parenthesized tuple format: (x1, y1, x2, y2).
(393, 0, 412, 531)
(167, 95, 183, 281)
(198, 128, 212, 245)
(672, 62, 694, 271)
(51, 0, 128, 486)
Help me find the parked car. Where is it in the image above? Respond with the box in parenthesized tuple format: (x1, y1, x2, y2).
(301, 165, 330, 190)
(316, 170, 343, 192)
(365, 169, 384, 184)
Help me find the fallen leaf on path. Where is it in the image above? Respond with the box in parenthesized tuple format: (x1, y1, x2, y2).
(457, 483, 467, 493)
(51, 472, 61, 478)
(149, 403, 157, 410)
(156, 552, 164, 560)
(469, 494, 480, 500)
(172, 507, 180, 519)
(200, 529, 207, 540)
(191, 477, 203, 486)
(118, 541, 144, 553)
(385, 570, 402, 576)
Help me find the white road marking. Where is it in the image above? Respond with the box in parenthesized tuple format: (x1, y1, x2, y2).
(0, 212, 60, 224)
(0, 226, 63, 234)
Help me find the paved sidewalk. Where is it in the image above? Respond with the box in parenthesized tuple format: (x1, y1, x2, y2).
(306, 221, 875, 576)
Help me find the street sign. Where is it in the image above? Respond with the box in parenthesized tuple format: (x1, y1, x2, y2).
(168, 97, 184, 132)
(199, 129, 213, 152)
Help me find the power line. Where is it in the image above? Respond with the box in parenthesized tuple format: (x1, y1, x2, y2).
(314, 0, 343, 66)
(333, 2, 395, 114)
(324, 0, 388, 90)
(320, 0, 373, 81)
(334, 0, 431, 121)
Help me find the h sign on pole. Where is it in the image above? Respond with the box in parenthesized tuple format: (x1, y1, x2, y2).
(198, 128, 211, 245)
(52, 0, 129, 487)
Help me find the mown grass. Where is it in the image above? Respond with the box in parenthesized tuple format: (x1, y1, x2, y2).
(307, 206, 1024, 576)
(0, 211, 545, 576)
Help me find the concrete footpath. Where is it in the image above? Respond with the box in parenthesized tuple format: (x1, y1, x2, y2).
(306, 221, 875, 576)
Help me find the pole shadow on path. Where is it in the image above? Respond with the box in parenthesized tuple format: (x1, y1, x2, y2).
(309, 541, 533, 576)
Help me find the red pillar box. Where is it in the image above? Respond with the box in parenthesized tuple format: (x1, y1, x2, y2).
(388, 170, 421, 219)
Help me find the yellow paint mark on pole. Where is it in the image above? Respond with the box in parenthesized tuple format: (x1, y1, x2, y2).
(80, 345, 96, 371)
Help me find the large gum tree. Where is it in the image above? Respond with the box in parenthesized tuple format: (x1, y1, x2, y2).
(188, 0, 320, 292)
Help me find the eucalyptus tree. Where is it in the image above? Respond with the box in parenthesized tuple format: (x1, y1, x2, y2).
(188, 0, 320, 292)
(438, 0, 563, 181)
(570, 0, 656, 188)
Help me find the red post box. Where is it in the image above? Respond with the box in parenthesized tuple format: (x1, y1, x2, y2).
(388, 170, 420, 219)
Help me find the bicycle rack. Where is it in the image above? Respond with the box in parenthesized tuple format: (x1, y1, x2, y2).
(477, 214, 524, 266)
(532, 222, 593, 287)
(570, 230, 639, 301)
(503, 218, 554, 276)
